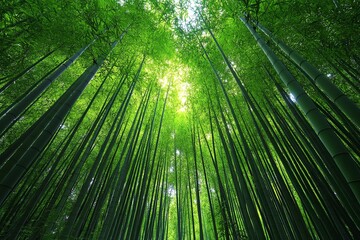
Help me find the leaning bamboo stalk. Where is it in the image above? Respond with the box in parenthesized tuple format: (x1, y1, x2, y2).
(0, 39, 95, 136)
(60, 71, 128, 238)
(0, 49, 56, 93)
(255, 21, 360, 128)
(0, 58, 66, 119)
(241, 17, 360, 202)
(2, 61, 115, 239)
(0, 41, 118, 206)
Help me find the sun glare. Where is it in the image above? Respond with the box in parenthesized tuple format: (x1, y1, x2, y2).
(178, 81, 190, 112)
(174, 0, 201, 31)
(157, 61, 191, 113)
(289, 93, 296, 102)
(117, 0, 125, 6)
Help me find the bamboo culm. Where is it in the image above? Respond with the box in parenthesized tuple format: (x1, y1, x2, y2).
(240, 17, 360, 202)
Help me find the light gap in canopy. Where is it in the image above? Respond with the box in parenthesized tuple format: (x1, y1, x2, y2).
(289, 93, 296, 102)
(174, 0, 202, 32)
(167, 185, 176, 197)
(158, 61, 191, 113)
(117, 0, 125, 6)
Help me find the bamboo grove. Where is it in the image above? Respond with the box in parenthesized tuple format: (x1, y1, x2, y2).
(0, 0, 359, 239)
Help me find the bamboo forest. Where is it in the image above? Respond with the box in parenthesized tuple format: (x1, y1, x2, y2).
(1, 0, 360, 239)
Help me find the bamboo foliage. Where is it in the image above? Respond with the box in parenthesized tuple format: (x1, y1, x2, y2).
(0, 1, 359, 239)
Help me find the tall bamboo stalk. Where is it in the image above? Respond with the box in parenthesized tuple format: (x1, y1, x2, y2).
(240, 17, 360, 202)
(255, 21, 360, 128)
(0, 41, 118, 206)
(0, 39, 95, 136)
